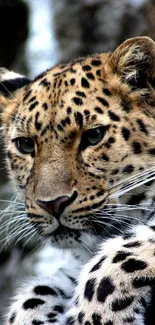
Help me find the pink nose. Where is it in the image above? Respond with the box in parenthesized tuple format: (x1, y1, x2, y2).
(36, 195, 71, 218)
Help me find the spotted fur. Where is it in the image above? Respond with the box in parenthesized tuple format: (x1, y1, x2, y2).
(1, 37, 155, 324)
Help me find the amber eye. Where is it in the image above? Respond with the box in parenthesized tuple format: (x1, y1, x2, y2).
(81, 126, 106, 150)
(13, 137, 35, 155)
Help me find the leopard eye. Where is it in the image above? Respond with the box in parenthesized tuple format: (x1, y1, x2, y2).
(13, 137, 35, 155)
(81, 126, 106, 150)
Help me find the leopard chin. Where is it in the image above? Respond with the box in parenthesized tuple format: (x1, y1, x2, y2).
(49, 227, 100, 252)
(49, 226, 82, 248)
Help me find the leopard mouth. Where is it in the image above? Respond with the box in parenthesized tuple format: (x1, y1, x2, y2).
(28, 213, 121, 249)
(28, 207, 127, 245)
(45, 224, 81, 237)
(29, 212, 111, 238)
(29, 214, 82, 237)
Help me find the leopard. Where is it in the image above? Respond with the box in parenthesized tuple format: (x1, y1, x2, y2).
(1, 36, 155, 325)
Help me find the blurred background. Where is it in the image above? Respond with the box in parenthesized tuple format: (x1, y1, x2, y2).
(0, 0, 154, 321)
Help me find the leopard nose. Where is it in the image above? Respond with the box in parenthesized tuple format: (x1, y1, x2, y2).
(35, 191, 77, 218)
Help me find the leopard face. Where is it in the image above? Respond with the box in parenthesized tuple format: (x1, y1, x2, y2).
(1, 37, 155, 249)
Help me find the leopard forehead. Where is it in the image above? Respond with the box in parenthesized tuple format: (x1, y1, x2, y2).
(8, 52, 155, 183)
(13, 54, 133, 141)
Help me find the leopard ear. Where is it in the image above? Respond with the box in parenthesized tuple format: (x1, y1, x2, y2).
(0, 68, 30, 124)
(109, 36, 155, 89)
(0, 68, 30, 96)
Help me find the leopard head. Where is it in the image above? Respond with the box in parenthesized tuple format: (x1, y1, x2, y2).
(1, 37, 155, 250)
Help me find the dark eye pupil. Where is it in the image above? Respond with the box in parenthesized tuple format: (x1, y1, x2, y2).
(80, 126, 106, 150)
(15, 137, 34, 154)
(87, 128, 102, 144)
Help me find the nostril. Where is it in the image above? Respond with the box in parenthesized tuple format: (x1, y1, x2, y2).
(35, 191, 77, 218)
